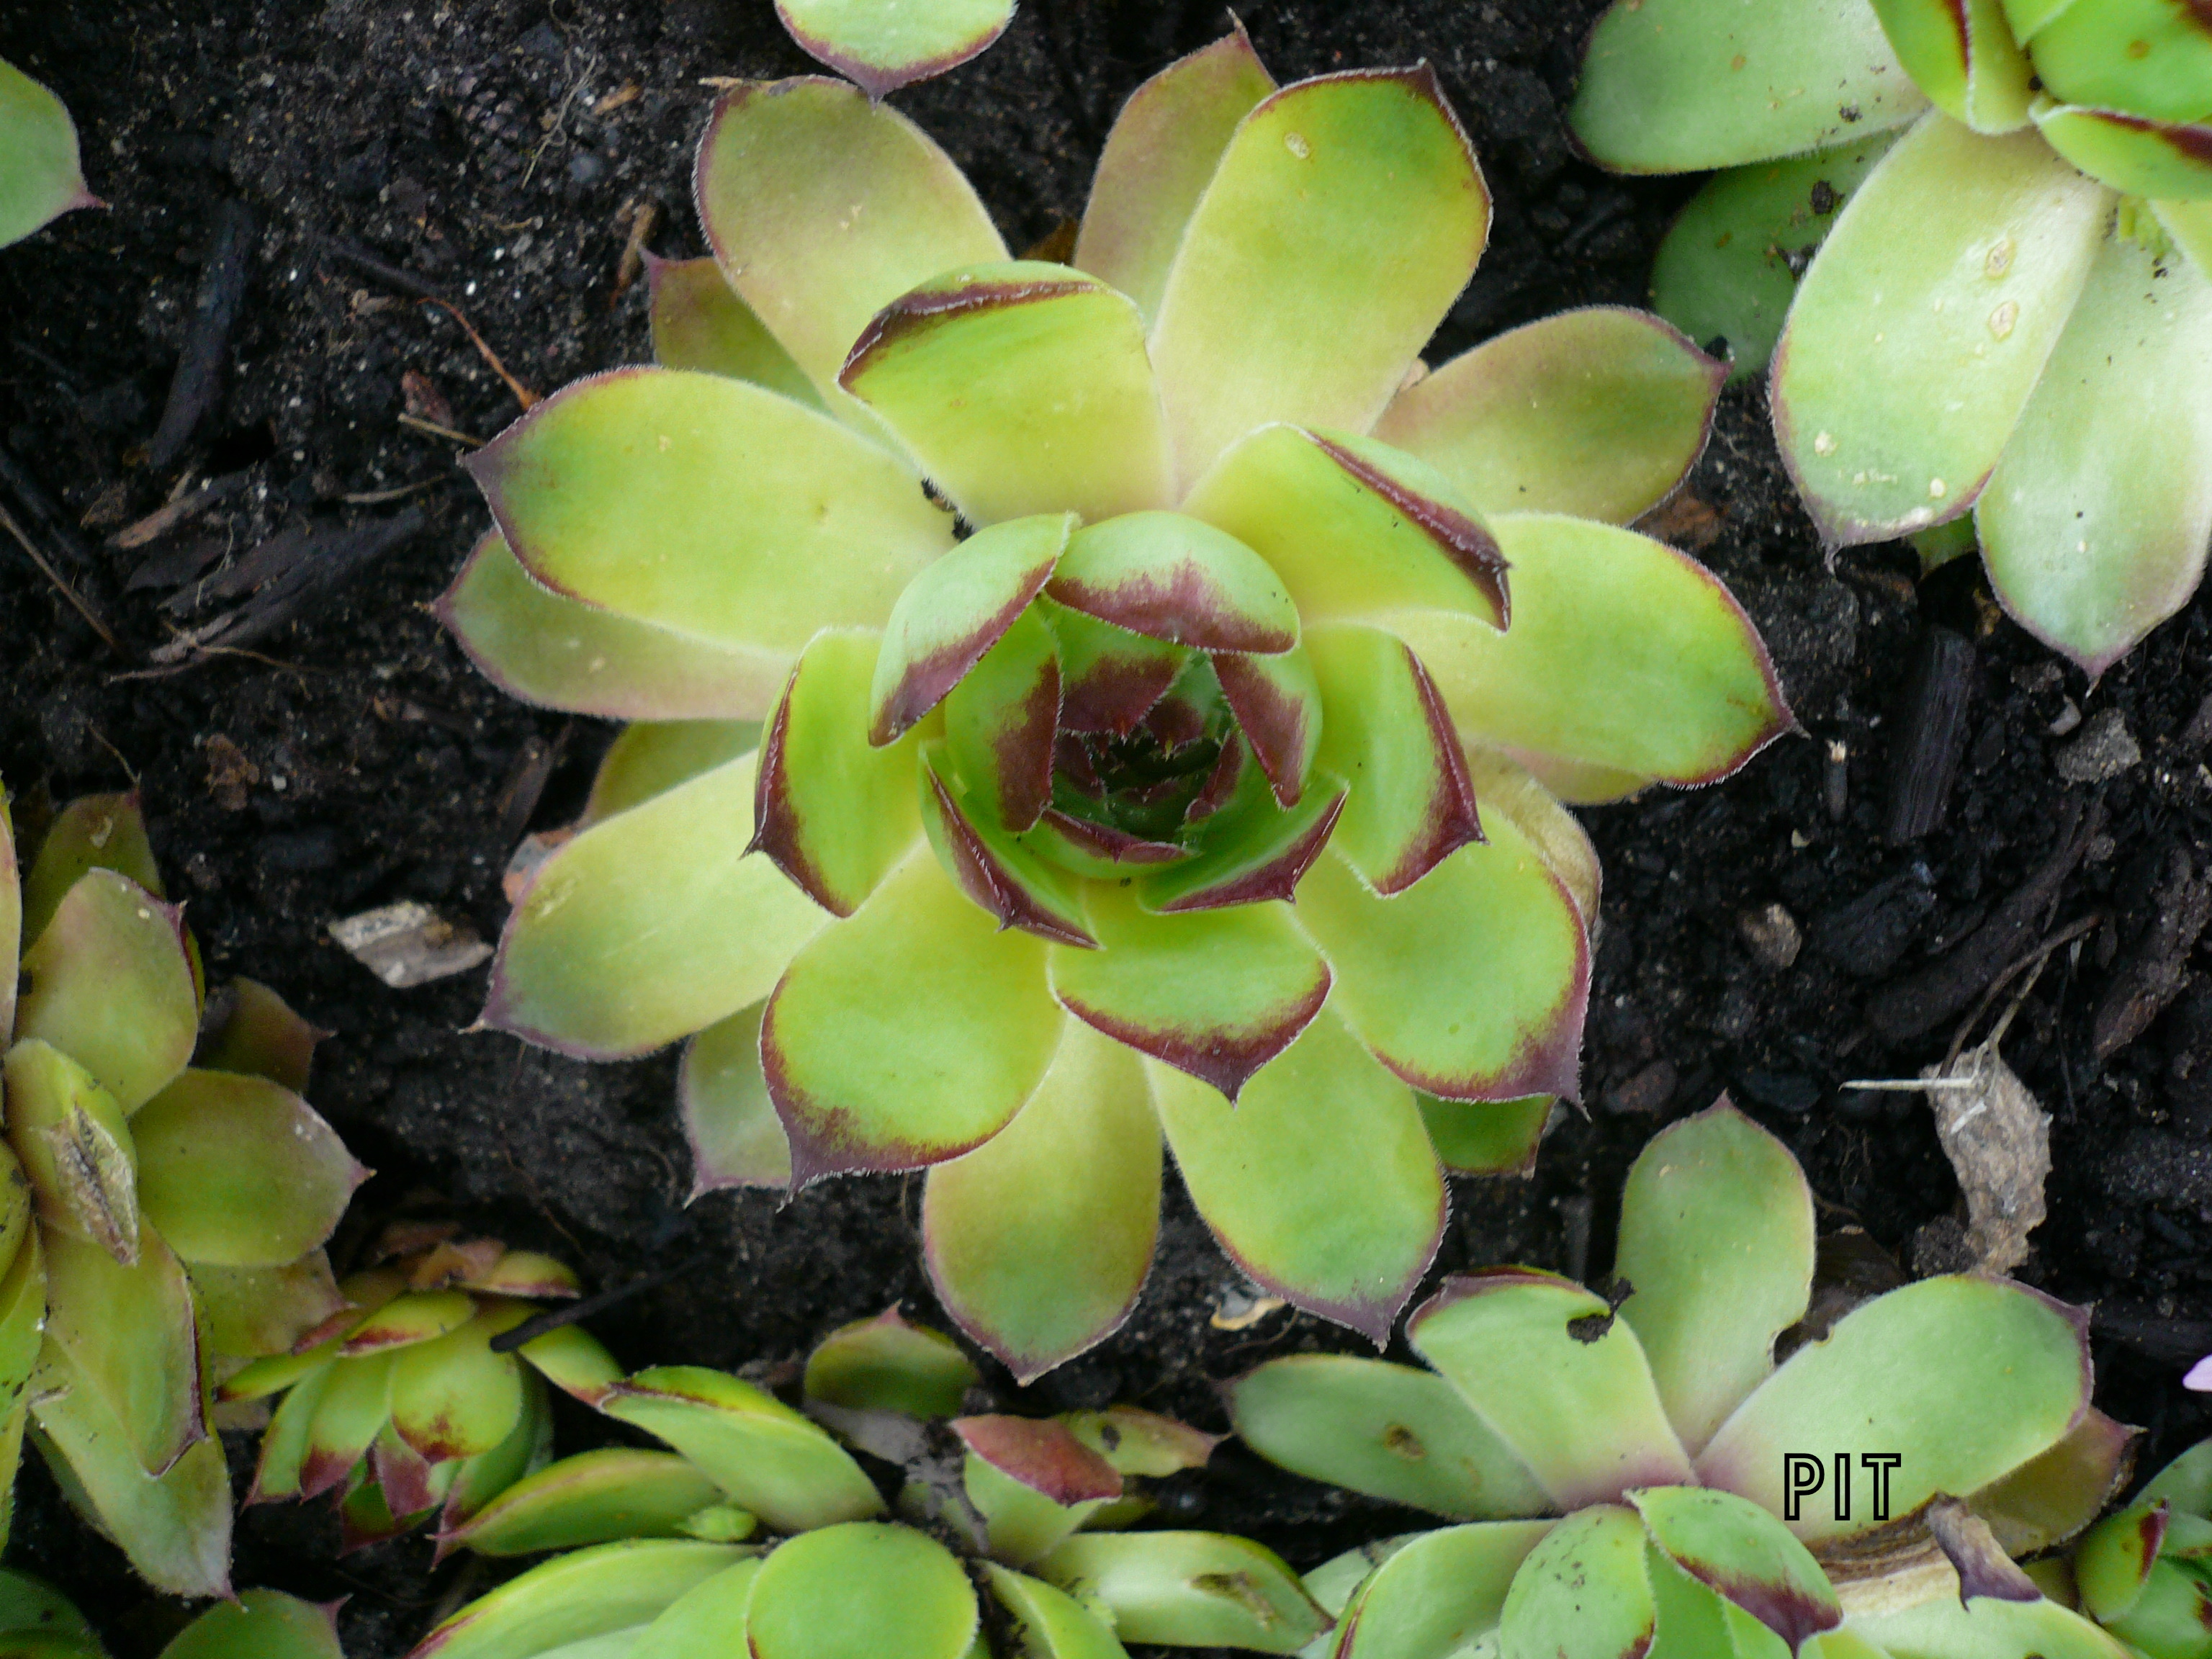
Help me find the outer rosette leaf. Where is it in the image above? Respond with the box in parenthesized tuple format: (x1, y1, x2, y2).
(0, 58, 96, 250)
(437, 533, 783, 721)
(1331, 1521, 1552, 1659)
(5, 1041, 140, 1262)
(1048, 881, 1328, 1100)
(1409, 1270, 1696, 1510)
(1979, 218, 2212, 674)
(680, 1004, 791, 1194)
(160, 1591, 344, 1659)
(804, 1308, 978, 1419)
(1969, 1408, 2136, 1555)
(2032, 104, 2212, 199)
(1496, 1506, 1656, 1659)
(645, 254, 824, 410)
(189, 1253, 348, 1363)
(1388, 513, 1791, 799)
(44, 1231, 205, 1476)
(1226, 1354, 1547, 1520)
(1869, 0, 2034, 132)
(1148, 1009, 1444, 1343)
(842, 266, 1173, 526)
(1613, 1102, 1817, 1456)
(17, 870, 197, 1112)
(1047, 512, 1299, 654)
(626, 1560, 764, 1659)
(438, 1448, 724, 1557)
(1569, 0, 1930, 171)
(21, 791, 163, 947)
(1419, 1094, 1556, 1177)
(1295, 829, 1587, 1104)
(1373, 309, 1725, 524)
(1149, 68, 1490, 488)
(2156, 198, 2212, 278)
(984, 1564, 1132, 1659)
(695, 78, 1006, 402)
(775, 0, 1013, 99)
(581, 721, 760, 827)
(923, 1019, 1162, 1383)
(1632, 1485, 1842, 1649)
(1074, 24, 1277, 323)
(1696, 1277, 2092, 1543)
(0, 801, 17, 1040)
(194, 977, 322, 1094)
(407, 1539, 747, 1659)
(959, 1416, 1123, 1564)
(1851, 1593, 2136, 1658)
(762, 852, 1064, 1182)
(467, 368, 953, 664)
(1771, 115, 2110, 546)
(389, 1304, 533, 1463)
(748, 1523, 978, 1659)
(1035, 1532, 1329, 1653)
(486, 749, 829, 1059)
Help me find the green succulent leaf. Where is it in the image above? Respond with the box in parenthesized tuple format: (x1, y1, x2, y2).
(1046, 512, 1298, 654)
(749, 1524, 978, 1659)
(922, 1017, 1162, 1383)
(2072, 1502, 2163, 1623)
(1296, 828, 1587, 1102)
(1334, 1521, 1552, 1659)
(21, 792, 162, 948)
(441, 1449, 724, 1557)
(159, 1591, 342, 1659)
(1771, 114, 2110, 546)
(626, 1559, 763, 1659)
(985, 1563, 1132, 1659)
(1630, 1486, 1840, 1648)
(1038, 1532, 1330, 1654)
(246, 1363, 331, 1503)
(485, 749, 829, 1058)
(516, 1325, 623, 1408)
(132, 1069, 362, 1267)
(1048, 881, 1328, 1101)
(1213, 642, 1322, 808)
(0, 1567, 99, 1649)
(0, 1225, 45, 1408)
(2026, 0, 2212, 122)
(1182, 425, 1507, 632)
(4, 1041, 140, 1262)
(410, 1539, 749, 1659)
(2098, 1554, 2212, 1657)
(189, 1252, 348, 1362)
(1870, 0, 2034, 132)
(300, 1350, 394, 1499)
(680, 1004, 791, 1194)
(645, 254, 824, 410)
(1063, 1408, 1218, 1480)
(1568, 0, 1929, 171)
(1388, 513, 1791, 797)
(1073, 25, 1277, 324)
(341, 1290, 477, 1357)
(1373, 309, 1724, 523)
(2033, 103, 2212, 199)
(441, 1370, 554, 1534)
(44, 1230, 205, 1476)
(1849, 1589, 2136, 1658)
(920, 747, 1095, 946)
(16, 870, 197, 1113)
(776, 0, 1012, 96)
(1969, 1407, 2135, 1555)
(941, 606, 1064, 835)
(961, 1417, 1123, 1565)
(2156, 197, 2212, 276)
(1419, 1094, 1555, 1177)
(803, 1308, 979, 1419)
(761, 851, 1063, 1183)
(1695, 1276, 2091, 1543)
(1613, 1102, 1816, 1456)
(1497, 1506, 1655, 1659)
(599, 1366, 886, 1533)
(582, 721, 761, 827)
(1978, 217, 2212, 675)
(695, 78, 1005, 403)
(1409, 1269, 1695, 1510)
(1149, 66, 1488, 488)
(437, 533, 783, 721)
(2141, 1437, 2212, 1513)
(1649, 136, 1904, 384)
(1148, 1008, 1444, 1343)
(0, 58, 94, 251)
(843, 265, 1173, 526)
(390, 1304, 531, 1462)
(1226, 1354, 1547, 1520)
(194, 978, 320, 1094)
(469, 368, 953, 663)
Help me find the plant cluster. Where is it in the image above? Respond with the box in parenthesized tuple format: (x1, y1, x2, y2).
(2066, 1437, 2212, 1655)
(0, 1569, 341, 1659)
(0, 55, 94, 251)
(1573, 0, 2212, 673)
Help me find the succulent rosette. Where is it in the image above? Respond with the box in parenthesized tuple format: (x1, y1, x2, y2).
(413, 1307, 1331, 1658)
(1231, 1102, 2137, 1658)
(0, 55, 95, 250)
(0, 1568, 343, 1659)
(1573, 0, 2212, 675)
(443, 27, 1790, 1380)
(2064, 1437, 2212, 1655)
(0, 790, 367, 1598)
(220, 1223, 622, 1553)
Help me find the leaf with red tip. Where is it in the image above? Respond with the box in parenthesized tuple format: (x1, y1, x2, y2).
(1048, 881, 1327, 1100)
(1373, 307, 1726, 524)
(775, 0, 1013, 99)
(1134, 765, 1345, 914)
(372, 1419, 442, 1521)
(22, 791, 162, 947)
(1044, 601, 1189, 735)
(1022, 809, 1190, 880)
(438, 532, 784, 721)
(920, 748, 1094, 947)
(2034, 102, 2212, 200)
(1632, 1485, 1843, 1647)
(763, 853, 1064, 1183)
(1149, 67, 1490, 489)
(487, 749, 830, 1060)
(1305, 622, 1481, 895)
(0, 58, 96, 251)
(339, 1290, 477, 1358)
(297, 1350, 392, 1500)
(646, 254, 824, 410)
(191, 1252, 349, 1362)
(1074, 24, 1277, 322)
(1869, 0, 2033, 133)
(1148, 1007, 1444, 1344)
(842, 264, 1174, 526)
(924, 1020, 1162, 1384)
(1213, 643, 1320, 809)
(17, 869, 197, 1112)
(752, 629, 926, 916)
(1925, 1496, 2043, 1606)
(44, 1228, 206, 1476)
(942, 607, 1062, 835)
(1182, 424, 1507, 631)
(696, 78, 1005, 402)
(390, 1303, 531, 1463)
(958, 1416, 1123, 1505)
(1971, 1407, 2137, 1555)
(1297, 828, 1588, 1102)
(681, 1003, 792, 1194)
(870, 514, 1072, 745)
(1047, 511, 1298, 655)
(459, 1249, 580, 1300)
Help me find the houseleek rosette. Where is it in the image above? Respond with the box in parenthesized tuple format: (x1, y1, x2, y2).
(0, 790, 367, 1599)
(2066, 1437, 2212, 1654)
(413, 1307, 1332, 1658)
(220, 1225, 622, 1553)
(1231, 1102, 2136, 1658)
(1573, 0, 2212, 675)
(0, 55, 94, 249)
(442, 27, 1791, 1381)
(0, 1568, 343, 1659)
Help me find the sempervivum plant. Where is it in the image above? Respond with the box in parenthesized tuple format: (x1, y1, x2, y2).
(1, 55, 94, 249)
(1230, 1102, 2138, 1658)
(1573, 0, 2212, 675)
(0, 789, 366, 1598)
(442, 25, 1791, 1381)
(2065, 1437, 2212, 1654)
(412, 1306, 1331, 1658)
(0, 1568, 344, 1659)
(219, 1223, 621, 1552)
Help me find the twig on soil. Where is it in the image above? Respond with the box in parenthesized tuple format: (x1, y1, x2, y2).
(109, 469, 252, 549)
(0, 500, 130, 658)
(148, 200, 257, 469)
(340, 477, 447, 504)
(397, 412, 485, 446)
(521, 52, 600, 190)
(1942, 910, 2105, 1071)
(318, 235, 449, 303)
(143, 508, 424, 667)
(418, 297, 538, 409)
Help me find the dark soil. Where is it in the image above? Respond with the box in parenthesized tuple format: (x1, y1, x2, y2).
(1, 0, 2208, 1653)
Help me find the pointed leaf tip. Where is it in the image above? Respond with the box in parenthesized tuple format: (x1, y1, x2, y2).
(775, 0, 1015, 99)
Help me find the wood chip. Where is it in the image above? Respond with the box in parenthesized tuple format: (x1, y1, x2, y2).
(329, 901, 493, 988)
(1918, 1043, 2049, 1276)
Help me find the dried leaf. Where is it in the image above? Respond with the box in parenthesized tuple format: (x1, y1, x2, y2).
(329, 902, 493, 989)
(1919, 1044, 2049, 1275)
